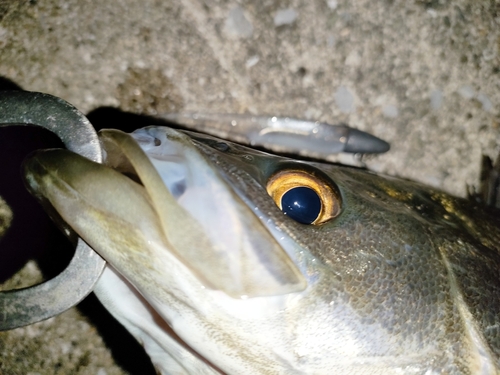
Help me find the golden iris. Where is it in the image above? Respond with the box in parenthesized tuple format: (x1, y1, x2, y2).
(266, 170, 341, 225)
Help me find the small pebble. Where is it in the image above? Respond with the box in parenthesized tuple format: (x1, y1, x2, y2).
(327, 0, 338, 10)
(477, 92, 493, 112)
(327, 34, 336, 48)
(345, 50, 361, 66)
(458, 85, 474, 99)
(224, 6, 253, 39)
(382, 104, 399, 118)
(430, 89, 443, 110)
(274, 8, 298, 26)
(245, 55, 259, 68)
(482, 48, 497, 61)
(335, 86, 355, 113)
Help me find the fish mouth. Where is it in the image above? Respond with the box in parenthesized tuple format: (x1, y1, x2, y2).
(23, 127, 306, 299)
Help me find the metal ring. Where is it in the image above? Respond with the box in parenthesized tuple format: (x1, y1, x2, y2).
(0, 91, 106, 330)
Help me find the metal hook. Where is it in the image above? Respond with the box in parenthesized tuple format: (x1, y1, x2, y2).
(0, 91, 106, 330)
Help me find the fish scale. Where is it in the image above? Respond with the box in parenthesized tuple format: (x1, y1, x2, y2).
(19, 126, 500, 374)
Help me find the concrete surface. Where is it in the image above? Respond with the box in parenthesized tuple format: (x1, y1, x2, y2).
(0, 0, 499, 373)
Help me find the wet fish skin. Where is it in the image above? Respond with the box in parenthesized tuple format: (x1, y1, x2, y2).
(189, 129, 500, 373)
(23, 127, 500, 374)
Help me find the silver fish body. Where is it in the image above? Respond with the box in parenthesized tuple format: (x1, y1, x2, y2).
(23, 126, 500, 374)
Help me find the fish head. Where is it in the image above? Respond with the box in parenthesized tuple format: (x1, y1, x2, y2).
(23, 126, 500, 374)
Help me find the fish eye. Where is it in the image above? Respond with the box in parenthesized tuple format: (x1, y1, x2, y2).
(266, 170, 341, 225)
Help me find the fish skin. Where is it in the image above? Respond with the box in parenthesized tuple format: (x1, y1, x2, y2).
(187, 129, 500, 373)
(22, 127, 500, 374)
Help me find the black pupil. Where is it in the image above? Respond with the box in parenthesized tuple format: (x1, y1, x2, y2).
(281, 187, 321, 224)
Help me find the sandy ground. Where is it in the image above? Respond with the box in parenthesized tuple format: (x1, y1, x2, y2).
(0, 0, 499, 374)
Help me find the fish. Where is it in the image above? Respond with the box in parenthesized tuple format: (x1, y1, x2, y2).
(22, 126, 500, 374)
